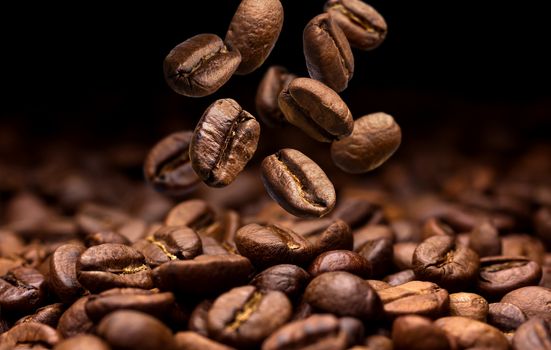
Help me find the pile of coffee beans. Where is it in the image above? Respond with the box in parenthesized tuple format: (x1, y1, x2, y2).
(1, 0, 551, 349)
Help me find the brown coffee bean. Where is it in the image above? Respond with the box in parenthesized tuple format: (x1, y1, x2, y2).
(324, 0, 388, 50)
(175, 331, 236, 350)
(188, 300, 213, 336)
(164, 34, 241, 97)
(256, 66, 296, 127)
(383, 269, 416, 286)
(0, 323, 60, 349)
(15, 303, 64, 328)
(164, 199, 221, 237)
(487, 302, 528, 332)
(261, 149, 336, 218)
(143, 131, 200, 195)
(412, 235, 480, 290)
(434, 316, 509, 350)
(392, 315, 451, 350)
(304, 220, 353, 256)
(330, 197, 378, 229)
(54, 334, 110, 350)
(304, 271, 382, 320)
(303, 13, 354, 92)
(97, 310, 175, 350)
(49, 243, 85, 302)
(251, 264, 310, 300)
(207, 286, 292, 348)
(367, 279, 391, 291)
(190, 99, 261, 187)
(57, 296, 95, 338)
(364, 335, 393, 350)
(478, 256, 542, 298)
(75, 203, 132, 237)
(378, 280, 449, 319)
(308, 250, 372, 278)
(468, 220, 502, 257)
(393, 242, 417, 270)
(279, 78, 353, 142)
(225, 0, 283, 75)
(357, 238, 393, 277)
(501, 286, 551, 324)
(0, 266, 46, 314)
(421, 217, 454, 240)
(448, 292, 488, 321)
(512, 318, 551, 350)
(331, 112, 401, 174)
(353, 225, 394, 251)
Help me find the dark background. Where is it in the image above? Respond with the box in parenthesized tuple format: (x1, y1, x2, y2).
(1, 1, 550, 149)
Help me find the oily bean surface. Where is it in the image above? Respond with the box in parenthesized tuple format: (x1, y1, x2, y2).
(251, 264, 310, 300)
(256, 66, 296, 127)
(0, 266, 45, 313)
(49, 243, 85, 302)
(308, 249, 372, 278)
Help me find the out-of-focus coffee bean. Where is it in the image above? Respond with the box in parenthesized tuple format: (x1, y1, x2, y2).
(434, 316, 509, 350)
(0, 266, 46, 314)
(251, 264, 310, 300)
(57, 296, 95, 338)
(487, 302, 528, 332)
(393, 242, 417, 270)
(0, 322, 60, 349)
(448, 292, 488, 321)
(53, 334, 110, 350)
(512, 318, 551, 350)
(502, 234, 545, 265)
(383, 269, 416, 286)
(256, 66, 296, 127)
(392, 315, 451, 350)
(353, 225, 394, 251)
(85, 230, 130, 246)
(501, 286, 551, 324)
(188, 299, 213, 337)
(164, 199, 222, 239)
(357, 238, 393, 277)
(378, 280, 449, 319)
(478, 256, 542, 298)
(175, 331, 236, 350)
(468, 220, 502, 257)
(14, 303, 64, 328)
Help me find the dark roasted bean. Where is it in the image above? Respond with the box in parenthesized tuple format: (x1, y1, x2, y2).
(15, 303, 64, 328)
(175, 331, 235, 350)
(378, 280, 449, 319)
(383, 269, 416, 286)
(358, 238, 393, 277)
(478, 256, 542, 298)
(0, 266, 46, 314)
(49, 243, 86, 302)
(251, 264, 310, 300)
(188, 300, 213, 336)
(308, 250, 371, 278)
(468, 220, 502, 257)
(487, 302, 528, 332)
(501, 286, 551, 324)
(57, 296, 95, 338)
(164, 199, 221, 237)
(256, 66, 296, 127)
(0, 323, 60, 349)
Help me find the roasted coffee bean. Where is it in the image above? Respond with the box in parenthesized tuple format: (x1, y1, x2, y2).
(353, 225, 394, 251)
(0, 323, 60, 349)
(421, 217, 454, 240)
(256, 66, 296, 127)
(164, 199, 221, 236)
(49, 243, 85, 302)
(200, 234, 232, 255)
(487, 302, 527, 332)
(54, 334, 110, 350)
(278, 78, 353, 142)
(225, 0, 283, 75)
(262, 314, 348, 350)
(75, 203, 132, 237)
(324, 0, 388, 50)
(383, 269, 416, 286)
(164, 34, 241, 97)
(133, 226, 202, 267)
(308, 250, 371, 278)
(190, 99, 260, 187)
(501, 286, 551, 324)
(502, 234, 545, 265)
(97, 310, 175, 350)
(392, 315, 451, 350)
(434, 316, 509, 350)
(330, 197, 378, 229)
(512, 318, 551, 350)
(188, 300, 213, 336)
(448, 292, 488, 321)
(331, 112, 401, 174)
(412, 235, 480, 290)
(261, 149, 336, 218)
(236, 223, 313, 268)
(478, 256, 542, 298)
(378, 280, 449, 319)
(85, 288, 175, 321)
(15, 303, 64, 328)
(303, 13, 354, 92)
(175, 331, 236, 350)
(304, 271, 382, 320)
(364, 335, 393, 350)
(468, 220, 502, 257)
(85, 230, 130, 246)
(153, 254, 253, 295)
(207, 286, 292, 348)
(57, 296, 95, 338)
(367, 279, 391, 291)
(251, 264, 310, 300)
(357, 238, 393, 277)
(144, 131, 200, 195)
(77, 243, 153, 293)
(339, 317, 365, 347)
(392, 242, 417, 270)
(298, 220, 353, 256)
(0, 266, 45, 313)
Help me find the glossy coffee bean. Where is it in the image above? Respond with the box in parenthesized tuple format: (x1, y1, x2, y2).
(57, 296, 94, 338)
(392, 315, 451, 350)
(308, 250, 371, 278)
(207, 286, 292, 348)
(358, 238, 393, 278)
(487, 302, 527, 332)
(97, 310, 175, 350)
(278, 78, 353, 142)
(448, 292, 488, 321)
(225, 0, 283, 75)
(412, 235, 480, 290)
(251, 264, 310, 300)
(164, 34, 241, 97)
(164, 199, 221, 237)
(383, 269, 416, 286)
(378, 280, 449, 319)
(0, 266, 45, 313)
(331, 112, 401, 174)
(478, 256, 542, 298)
(143, 131, 200, 196)
(0, 322, 60, 349)
(152, 254, 253, 296)
(512, 318, 551, 350)
(501, 286, 551, 324)
(190, 98, 260, 187)
(15, 303, 64, 328)
(77, 243, 153, 293)
(261, 149, 336, 218)
(235, 223, 313, 268)
(303, 13, 354, 92)
(434, 316, 509, 350)
(304, 271, 382, 320)
(49, 243, 85, 302)
(304, 220, 353, 256)
(468, 220, 502, 257)
(256, 66, 296, 127)
(188, 300, 213, 336)
(175, 331, 235, 350)
(324, 0, 387, 50)
(54, 335, 109, 350)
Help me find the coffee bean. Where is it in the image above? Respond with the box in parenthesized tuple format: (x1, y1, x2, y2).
(256, 66, 296, 127)
(383, 269, 416, 286)
(434, 316, 509, 350)
(357, 238, 393, 277)
(512, 318, 551, 350)
(200, 234, 233, 255)
(393, 242, 417, 270)
(448, 292, 488, 321)
(251, 264, 310, 300)
(339, 317, 365, 347)
(330, 197, 378, 228)
(75, 203, 132, 237)
(478, 256, 542, 298)
(412, 235, 480, 290)
(175, 331, 236, 350)
(49, 243, 85, 302)
(278, 78, 353, 142)
(0, 266, 45, 314)
(0, 322, 60, 349)
(487, 302, 527, 332)
(353, 225, 394, 251)
(77, 243, 153, 293)
(235, 223, 313, 268)
(324, 0, 388, 50)
(303, 13, 354, 92)
(144, 131, 200, 195)
(261, 148, 336, 218)
(57, 296, 95, 338)
(164, 199, 221, 238)
(188, 300, 213, 336)
(392, 315, 451, 350)
(378, 280, 449, 319)
(364, 335, 393, 350)
(468, 220, 502, 257)
(308, 250, 372, 278)
(421, 217, 454, 240)
(152, 254, 253, 296)
(85, 230, 130, 246)
(164, 34, 241, 97)
(15, 303, 64, 328)
(190, 98, 261, 187)
(225, 0, 283, 75)
(367, 279, 391, 291)
(304, 271, 382, 320)
(207, 286, 292, 348)
(54, 334, 110, 350)
(304, 220, 353, 256)
(97, 310, 175, 350)
(501, 286, 551, 324)
(331, 112, 401, 174)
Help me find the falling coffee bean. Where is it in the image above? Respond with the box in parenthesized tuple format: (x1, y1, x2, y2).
(256, 66, 296, 127)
